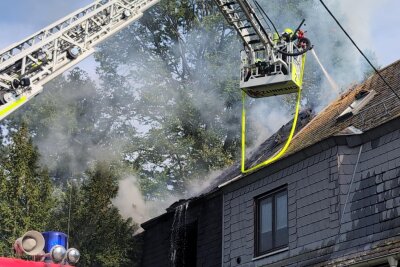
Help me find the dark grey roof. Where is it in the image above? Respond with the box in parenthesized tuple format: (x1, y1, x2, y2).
(204, 59, 400, 192)
(200, 108, 314, 194)
(155, 59, 400, 217)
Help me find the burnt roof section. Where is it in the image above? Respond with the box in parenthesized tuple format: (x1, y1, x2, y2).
(200, 108, 315, 193)
(204, 59, 400, 192)
(156, 59, 400, 217)
(285, 59, 400, 156)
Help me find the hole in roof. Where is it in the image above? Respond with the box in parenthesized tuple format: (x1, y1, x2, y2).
(336, 90, 376, 122)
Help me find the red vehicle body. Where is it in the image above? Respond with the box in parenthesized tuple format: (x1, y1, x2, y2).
(0, 257, 72, 267)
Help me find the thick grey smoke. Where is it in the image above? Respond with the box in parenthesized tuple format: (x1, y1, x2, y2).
(112, 176, 178, 224)
(3, 0, 386, 221)
(113, 170, 225, 225)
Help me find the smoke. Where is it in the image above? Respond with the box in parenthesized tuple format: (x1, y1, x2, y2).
(25, 73, 110, 178)
(112, 176, 178, 224)
(113, 170, 226, 224)
(2, 0, 388, 222)
(336, 0, 389, 48)
(184, 169, 225, 196)
(246, 97, 291, 149)
(256, 0, 386, 112)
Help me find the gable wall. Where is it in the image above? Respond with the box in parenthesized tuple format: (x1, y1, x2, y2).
(222, 128, 400, 267)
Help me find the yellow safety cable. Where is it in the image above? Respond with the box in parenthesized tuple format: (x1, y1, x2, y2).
(241, 87, 302, 174)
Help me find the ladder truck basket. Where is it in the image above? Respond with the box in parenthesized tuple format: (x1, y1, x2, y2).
(240, 52, 306, 98)
(240, 37, 306, 98)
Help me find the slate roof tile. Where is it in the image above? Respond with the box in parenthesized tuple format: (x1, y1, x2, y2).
(202, 59, 400, 194)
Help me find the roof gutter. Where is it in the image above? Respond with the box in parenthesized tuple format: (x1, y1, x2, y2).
(218, 115, 400, 190)
(218, 174, 242, 188)
(346, 253, 400, 267)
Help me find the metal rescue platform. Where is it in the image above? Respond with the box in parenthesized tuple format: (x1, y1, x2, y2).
(214, 0, 311, 98)
(0, 0, 312, 175)
(214, 0, 312, 173)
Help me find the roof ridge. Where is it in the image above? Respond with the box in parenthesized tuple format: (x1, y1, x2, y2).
(290, 59, 400, 143)
(377, 58, 400, 73)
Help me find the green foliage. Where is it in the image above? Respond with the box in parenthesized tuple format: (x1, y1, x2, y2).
(49, 162, 139, 267)
(97, 0, 243, 197)
(11, 69, 101, 183)
(0, 124, 53, 256)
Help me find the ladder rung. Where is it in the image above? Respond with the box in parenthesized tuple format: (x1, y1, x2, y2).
(222, 2, 236, 7)
(225, 10, 243, 14)
(243, 33, 257, 37)
(248, 39, 261, 44)
(229, 19, 244, 23)
(239, 25, 252, 30)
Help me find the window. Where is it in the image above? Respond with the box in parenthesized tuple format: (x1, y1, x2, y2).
(255, 187, 288, 256)
(336, 90, 376, 121)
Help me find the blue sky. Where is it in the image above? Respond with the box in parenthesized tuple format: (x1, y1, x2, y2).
(0, 0, 96, 76)
(0, 0, 399, 73)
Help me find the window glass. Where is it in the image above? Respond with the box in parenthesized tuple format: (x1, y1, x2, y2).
(275, 191, 288, 248)
(256, 188, 288, 256)
(259, 197, 272, 252)
(276, 191, 287, 229)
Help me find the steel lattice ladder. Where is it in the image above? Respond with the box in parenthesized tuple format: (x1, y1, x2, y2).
(214, 0, 272, 53)
(0, 0, 160, 121)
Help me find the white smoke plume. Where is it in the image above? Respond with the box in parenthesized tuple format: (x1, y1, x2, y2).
(113, 176, 180, 224)
(2, 0, 391, 223)
(113, 169, 226, 224)
(113, 176, 155, 223)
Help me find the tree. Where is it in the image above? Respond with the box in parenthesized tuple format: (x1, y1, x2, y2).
(0, 124, 53, 256)
(11, 69, 102, 184)
(97, 0, 244, 197)
(6, 0, 375, 200)
(49, 162, 139, 267)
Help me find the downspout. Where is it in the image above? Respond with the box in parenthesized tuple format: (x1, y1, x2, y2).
(221, 193, 225, 266)
(336, 145, 399, 267)
(339, 145, 363, 225)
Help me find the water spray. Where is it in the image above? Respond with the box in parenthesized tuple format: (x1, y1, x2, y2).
(311, 49, 339, 92)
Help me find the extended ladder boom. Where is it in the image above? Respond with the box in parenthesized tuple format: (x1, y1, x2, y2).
(214, 0, 273, 53)
(216, 0, 311, 98)
(0, 0, 159, 121)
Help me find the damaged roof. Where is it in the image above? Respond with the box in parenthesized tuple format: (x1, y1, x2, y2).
(201, 107, 315, 193)
(286, 59, 400, 156)
(144, 59, 400, 226)
(204, 59, 400, 193)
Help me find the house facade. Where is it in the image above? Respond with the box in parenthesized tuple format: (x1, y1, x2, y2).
(140, 60, 400, 267)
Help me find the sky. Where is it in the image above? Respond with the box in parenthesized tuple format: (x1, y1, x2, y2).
(0, 0, 399, 75)
(0, 0, 96, 76)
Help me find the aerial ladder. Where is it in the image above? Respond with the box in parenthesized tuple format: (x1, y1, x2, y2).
(0, 0, 312, 174)
(214, 0, 312, 173)
(0, 0, 160, 121)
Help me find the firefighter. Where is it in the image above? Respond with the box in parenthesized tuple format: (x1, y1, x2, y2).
(273, 32, 279, 44)
(281, 28, 294, 42)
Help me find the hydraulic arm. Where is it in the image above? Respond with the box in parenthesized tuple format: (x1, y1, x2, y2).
(215, 0, 312, 173)
(215, 0, 311, 98)
(0, 0, 159, 121)
(0, 0, 312, 174)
